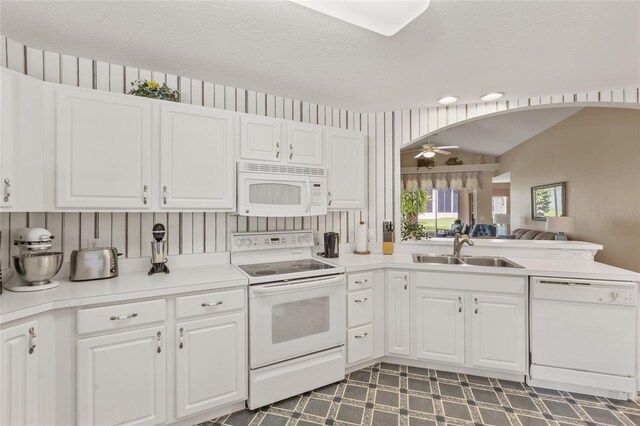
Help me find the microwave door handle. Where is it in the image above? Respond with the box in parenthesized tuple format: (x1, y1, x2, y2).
(251, 276, 344, 294)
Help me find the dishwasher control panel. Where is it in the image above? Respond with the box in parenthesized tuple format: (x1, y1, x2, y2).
(531, 277, 638, 306)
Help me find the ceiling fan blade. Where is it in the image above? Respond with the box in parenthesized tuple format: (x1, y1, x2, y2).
(414, 152, 425, 158)
(436, 145, 459, 150)
(435, 149, 451, 155)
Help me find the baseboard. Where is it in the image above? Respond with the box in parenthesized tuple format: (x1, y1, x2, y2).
(168, 401, 246, 426)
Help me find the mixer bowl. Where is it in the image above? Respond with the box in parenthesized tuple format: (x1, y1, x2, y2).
(13, 252, 64, 285)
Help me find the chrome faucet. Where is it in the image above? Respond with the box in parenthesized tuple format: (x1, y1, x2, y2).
(453, 234, 474, 257)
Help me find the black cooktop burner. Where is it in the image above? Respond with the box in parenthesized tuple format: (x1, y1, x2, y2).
(238, 259, 335, 278)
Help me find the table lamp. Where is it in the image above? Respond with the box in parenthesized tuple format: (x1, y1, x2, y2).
(493, 214, 510, 236)
(546, 216, 575, 241)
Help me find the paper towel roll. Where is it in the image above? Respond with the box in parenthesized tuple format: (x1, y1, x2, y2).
(356, 223, 368, 253)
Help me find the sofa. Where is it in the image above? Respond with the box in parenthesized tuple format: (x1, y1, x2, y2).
(508, 228, 558, 240)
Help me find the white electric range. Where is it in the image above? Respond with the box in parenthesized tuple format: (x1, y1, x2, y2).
(230, 231, 346, 410)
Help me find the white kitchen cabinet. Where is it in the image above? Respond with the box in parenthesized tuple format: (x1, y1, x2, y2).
(55, 86, 153, 209)
(0, 68, 17, 210)
(325, 127, 366, 210)
(287, 122, 323, 165)
(160, 103, 236, 209)
(176, 313, 246, 419)
(415, 290, 465, 365)
(347, 324, 374, 365)
(0, 320, 40, 426)
(470, 294, 526, 372)
(240, 115, 283, 162)
(386, 271, 411, 356)
(77, 326, 166, 426)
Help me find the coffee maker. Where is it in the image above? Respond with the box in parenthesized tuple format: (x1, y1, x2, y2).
(321, 232, 340, 258)
(149, 223, 170, 275)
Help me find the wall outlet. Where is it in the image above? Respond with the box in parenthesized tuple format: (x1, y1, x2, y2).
(87, 238, 102, 248)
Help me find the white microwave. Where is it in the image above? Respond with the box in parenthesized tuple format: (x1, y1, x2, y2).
(237, 161, 327, 217)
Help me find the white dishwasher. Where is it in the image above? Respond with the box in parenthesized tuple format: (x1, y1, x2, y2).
(530, 276, 638, 399)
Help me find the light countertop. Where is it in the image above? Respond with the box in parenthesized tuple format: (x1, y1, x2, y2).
(320, 252, 640, 282)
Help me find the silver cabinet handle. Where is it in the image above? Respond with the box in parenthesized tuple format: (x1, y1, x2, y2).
(110, 313, 138, 321)
(163, 186, 167, 205)
(28, 327, 37, 354)
(458, 296, 463, 313)
(179, 327, 184, 349)
(3, 178, 11, 202)
(354, 279, 368, 284)
(354, 298, 368, 303)
(404, 274, 408, 290)
(289, 143, 294, 160)
(328, 192, 332, 206)
(143, 185, 148, 205)
(156, 331, 162, 354)
(201, 301, 223, 307)
(276, 142, 280, 159)
(474, 297, 479, 314)
(355, 332, 368, 339)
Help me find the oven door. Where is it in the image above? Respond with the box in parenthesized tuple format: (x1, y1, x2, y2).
(249, 274, 346, 369)
(238, 172, 311, 217)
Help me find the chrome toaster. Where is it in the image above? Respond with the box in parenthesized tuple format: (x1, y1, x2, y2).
(70, 247, 120, 281)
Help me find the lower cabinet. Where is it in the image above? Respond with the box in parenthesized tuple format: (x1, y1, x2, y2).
(176, 313, 246, 418)
(77, 326, 166, 426)
(470, 294, 526, 372)
(386, 271, 411, 356)
(415, 290, 465, 365)
(0, 319, 40, 426)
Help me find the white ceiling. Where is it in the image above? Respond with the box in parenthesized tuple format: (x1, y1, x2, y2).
(2, 1, 639, 112)
(402, 106, 583, 156)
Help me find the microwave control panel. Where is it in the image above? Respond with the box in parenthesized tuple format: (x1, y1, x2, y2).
(231, 231, 314, 251)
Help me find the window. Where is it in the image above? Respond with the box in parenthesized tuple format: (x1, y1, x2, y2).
(419, 189, 459, 232)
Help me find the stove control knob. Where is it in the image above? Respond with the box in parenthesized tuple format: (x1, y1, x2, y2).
(609, 291, 620, 301)
(235, 239, 243, 247)
(244, 239, 252, 246)
(304, 235, 311, 242)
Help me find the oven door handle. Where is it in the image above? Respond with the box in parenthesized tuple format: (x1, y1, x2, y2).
(251, 275, 345, 294)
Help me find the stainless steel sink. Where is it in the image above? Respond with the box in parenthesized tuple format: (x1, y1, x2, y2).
(412, 254, 523, 268)
(412, 254, 464, 265)
(459, 256, 524, 268)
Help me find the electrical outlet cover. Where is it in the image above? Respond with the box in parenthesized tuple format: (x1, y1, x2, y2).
(87, 238, 102, 248)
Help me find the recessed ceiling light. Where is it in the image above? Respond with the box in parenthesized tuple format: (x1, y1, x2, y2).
(480, 92, 505, 101)
(438, 96, 459, 105)
(290, 1, 431, 36)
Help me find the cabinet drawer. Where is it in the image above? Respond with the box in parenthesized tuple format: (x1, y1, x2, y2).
(176, 288, 245, 319)
(348, 272, 373, 291)
(77, 299, 166, 335)
(347, 324, 374, 365)
(347, 289, 373, 328)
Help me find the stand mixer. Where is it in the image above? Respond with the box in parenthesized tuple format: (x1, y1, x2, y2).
(149, 223, 170, 275)
(5, 227, 64, 292)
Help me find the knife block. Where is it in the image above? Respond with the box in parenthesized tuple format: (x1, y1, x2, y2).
(383, 230, 394, 255)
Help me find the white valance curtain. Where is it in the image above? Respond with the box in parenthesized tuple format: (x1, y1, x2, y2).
(402, 171, 484, 191)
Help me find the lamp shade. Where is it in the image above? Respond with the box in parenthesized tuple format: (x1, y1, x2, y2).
(493, 214, 510, 225)
(546, 216, 576, 233)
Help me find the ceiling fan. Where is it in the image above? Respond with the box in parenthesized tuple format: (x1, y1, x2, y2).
(413, 143, 459, 158)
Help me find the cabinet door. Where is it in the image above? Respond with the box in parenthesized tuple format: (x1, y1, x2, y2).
(386, 271, 411, 356)
(176, 313, 246, 418)
(415, 290, 465, 364)
(287, 122, 322, 165)
(240, 115, 283, 162)
(325, 128, 365, 210)
(0, 320, 39, 426)
(77, 326, 166, 426)
(56, 87, 152, 208)
(160, 104, 235, 209)
(0, 69, 16, 209)
(470, 294, 526, 373)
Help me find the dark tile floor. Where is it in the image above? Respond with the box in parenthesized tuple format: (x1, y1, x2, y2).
(199, 362, 640, 426)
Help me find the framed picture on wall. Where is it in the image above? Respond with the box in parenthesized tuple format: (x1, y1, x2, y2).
(531, 182, 566, 221)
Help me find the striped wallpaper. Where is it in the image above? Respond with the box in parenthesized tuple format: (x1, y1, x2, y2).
(1, 35, 637, 269)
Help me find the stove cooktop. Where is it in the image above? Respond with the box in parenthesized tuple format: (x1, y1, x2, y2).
(238, 259, 336, 278)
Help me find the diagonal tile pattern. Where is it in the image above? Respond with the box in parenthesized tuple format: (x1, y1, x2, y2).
(199, 363, 640, 426)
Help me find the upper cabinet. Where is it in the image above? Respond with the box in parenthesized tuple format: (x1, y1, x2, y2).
(160, 103, 235, 210)
(287, 122, 323, 165)
(56, 86, 153, 209)
(325, 128, 366, 210)
(240, 115, 283, 162)
(0, 69, 16, 210)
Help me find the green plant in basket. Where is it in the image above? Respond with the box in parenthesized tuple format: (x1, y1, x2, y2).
(129, 79, 180, 102)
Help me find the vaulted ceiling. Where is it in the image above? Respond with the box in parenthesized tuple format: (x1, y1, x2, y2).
(2, 1, 639, 111)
